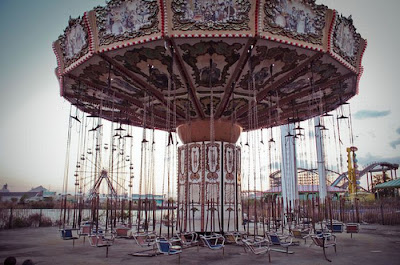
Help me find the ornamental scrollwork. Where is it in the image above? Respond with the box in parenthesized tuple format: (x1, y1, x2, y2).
(179, 41, 243, 88)
(263, 0, 327, 45)
(206, 143, 220, 180)
(238, 46, 308, 91)
(114, 46, 183, 91)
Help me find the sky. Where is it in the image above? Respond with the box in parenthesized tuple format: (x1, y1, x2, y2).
(0, 0, 399, 193)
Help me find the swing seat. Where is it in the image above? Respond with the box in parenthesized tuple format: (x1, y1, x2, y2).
(133, 231, 157, 247)
(200, 234, 225, 256)
(88, 233, 114, 247)
(242, 238, 271, 262)
(175, 232, 199, 249)
(266, 232, 296, 254)
(291, 228, 311, 244)
(60, 228, 78, 240)
(115, 227, 131, 238)
(311, 233, 337, 262)
(79, 225, 91, 237)
(224, 231, 245, 245)
(156, 238, 182, 255)
(326, 222, 344, 233)
(346, 223, 359, 238)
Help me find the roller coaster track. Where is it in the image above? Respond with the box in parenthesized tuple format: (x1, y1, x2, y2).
(330, 162, 399, 188)
(269, 162, 399, 189)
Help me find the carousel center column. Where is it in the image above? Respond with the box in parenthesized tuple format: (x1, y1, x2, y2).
(176, 119, 242, 233)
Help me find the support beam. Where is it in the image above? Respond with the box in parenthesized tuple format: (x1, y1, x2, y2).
(214, 38, 257, 119)
(239, 91, 354, 130)
(64, 92, 168, 130)
(252, 72, 355, 123)
(280, 123, 298, 211)
(97, 53, 186, 120)
(65, 73, 170, 123)
(169, 38, 205, 119)
(236, 52, 324, 119)
(315, 116, 327, 201)
(66, 73, 144, 110)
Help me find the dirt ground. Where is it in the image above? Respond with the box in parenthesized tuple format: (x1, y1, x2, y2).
(1, 224, 400, 265)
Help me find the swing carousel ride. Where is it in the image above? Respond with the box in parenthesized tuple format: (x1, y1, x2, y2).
(54, 0, 366, 237)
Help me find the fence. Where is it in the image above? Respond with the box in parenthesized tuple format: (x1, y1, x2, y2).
(0, 207, 167, 230)
(241, 197, 400, 231)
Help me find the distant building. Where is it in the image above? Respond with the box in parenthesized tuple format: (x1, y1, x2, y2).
(1, 184, 10, 192)
(270, 168, 339, 187)
(132, 194, 164, 207)
(264, 185, 346, 200)
(29, 185, 47, 193)
(0, 184, 56, 202)
(88, 193, 165, 206)
(0, 191, 37, 203)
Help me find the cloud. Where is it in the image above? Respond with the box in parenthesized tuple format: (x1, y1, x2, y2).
(357, 153, 400, 166)
(396, 127, 400, 135)
(367, 131, 376, 138)
(390, 139, 400, 149)
(353, 110, 391, 120)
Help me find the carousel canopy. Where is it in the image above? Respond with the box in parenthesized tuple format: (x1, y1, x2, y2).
(53, 0, 366, 132)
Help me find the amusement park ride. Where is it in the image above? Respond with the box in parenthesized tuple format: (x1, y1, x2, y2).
(346, 146, 358, 194)
(54, 0, 371, 235)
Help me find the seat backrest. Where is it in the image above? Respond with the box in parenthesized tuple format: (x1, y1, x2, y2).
(96, 236, 105, 245)
(88, 235, 98, 246)
(225, 234, 236, 243)
(203, 237, 212, 247)
(157, 240, 171, 253)
(269, 234, 280, 245)
(332, 223, 343, 232)
(134, 234, 147, 246)
(179, 234, 188, 244)
(346, 224, 359, 233)
(201, 234, 224, 248)
(116, 228, 128, 237)
(243, 239, 269, 255)
(200, 235, 216, 248)
(292, 230, 302, 238)
(82, 226, 91, 234)
(311, 236, 324, 247)
(242, 240, 254, 252)
(62, 229, 73, 238)
(178, 232, 196, 243)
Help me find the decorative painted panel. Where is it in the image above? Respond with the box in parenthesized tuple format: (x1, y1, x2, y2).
(224, 143, 236, 181)
(94, 0, 160, 47)
(177, 145, 187, 230)
(205, 142, 221, 180)
(263, 0, 327, 45)
(178, 146, 187, 183)
(189, 143, 202, 181)
(189, 183, 201, 204)
(332, 14, 361, 68)
(58, 17, 89, 68)
(171, 0, 251, 31)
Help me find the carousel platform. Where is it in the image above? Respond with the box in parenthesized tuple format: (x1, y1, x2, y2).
(1, 224, 400, 265)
